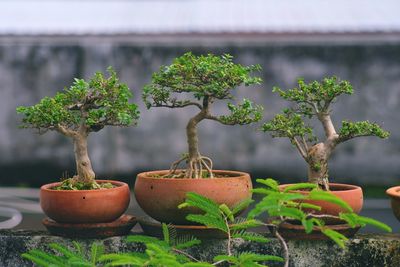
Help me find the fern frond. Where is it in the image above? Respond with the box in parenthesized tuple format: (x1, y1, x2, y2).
(174, 235, 201, 250)
(183, 192, 221, 217)
(49, 243, 76, 258)
(90, 242, 104, 264)
(22, 250, 66, 267)
(321, 229, 348, 248)
(186, 214, 228, 232)
(232, 230, 269, 243)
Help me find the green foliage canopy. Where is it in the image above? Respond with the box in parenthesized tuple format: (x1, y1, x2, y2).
(142, 52, 263, 126)
(17, 67, 139, 136)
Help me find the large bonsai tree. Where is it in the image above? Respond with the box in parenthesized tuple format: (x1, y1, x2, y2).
(143, 52, 263, 179)
(17, 67, 139, 188)
(262, 76, 389, 190)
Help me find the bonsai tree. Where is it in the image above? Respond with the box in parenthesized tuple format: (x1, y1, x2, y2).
(17, 67, 139, 189)
(143, 52, 263, 179)
(262, 76, 389, 190)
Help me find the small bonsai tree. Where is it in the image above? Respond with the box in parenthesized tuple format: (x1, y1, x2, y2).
(143, 52, 263, 178)
(262, 76, 389, 190)
(17, 67, 139, 189)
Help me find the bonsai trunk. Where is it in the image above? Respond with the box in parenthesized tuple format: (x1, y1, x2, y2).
(73, 134, 95, 184)
(307, 143, 330, 190)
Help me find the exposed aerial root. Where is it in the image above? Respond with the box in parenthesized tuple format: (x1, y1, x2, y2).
(163, 154, 215, 179)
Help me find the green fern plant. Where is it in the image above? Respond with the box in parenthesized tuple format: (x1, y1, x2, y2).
(22, 179, 392, 267)
(250, 178, 392, 249)
(21, 241, 103, 267)
(100, 223, 211, 267)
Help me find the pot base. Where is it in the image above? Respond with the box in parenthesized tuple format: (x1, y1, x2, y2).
(43, 214, 137, 238)
(138, 217, 228, 239)
(275, 221, 360, 240)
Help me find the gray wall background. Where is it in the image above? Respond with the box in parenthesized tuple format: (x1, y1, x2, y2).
(0, 40, 399, 186)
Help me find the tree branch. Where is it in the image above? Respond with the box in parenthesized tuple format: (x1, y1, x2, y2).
(318, 114, 338, 140)
(291, 137, 308, 160)
(151, 101, 202, 110)
(56, 125, 76, 137)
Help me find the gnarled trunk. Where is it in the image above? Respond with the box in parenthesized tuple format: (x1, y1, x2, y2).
(73, 134, 95, 184)
(186, 117, 201, 160)
(307, 143, 330, 190)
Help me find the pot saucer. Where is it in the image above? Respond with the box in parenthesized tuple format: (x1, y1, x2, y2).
(43, 214, 137, 238)
(138, 217, 227, 239)
(274, 221, 360, 240)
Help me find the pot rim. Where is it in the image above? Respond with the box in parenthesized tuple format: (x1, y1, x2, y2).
(386, 186, 400, 198)
(40, 180, 128, 193)
(137, 169, 250, 181)
(279, 182, 362, 192)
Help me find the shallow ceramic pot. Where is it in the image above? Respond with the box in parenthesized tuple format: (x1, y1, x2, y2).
(279, 183, 363, 224)
(40, 180, 130, 223)
(134, 170, 252, 225)
(386, 186, 400, 221)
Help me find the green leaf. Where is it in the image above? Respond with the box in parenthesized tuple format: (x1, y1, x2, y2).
(308, 190, 353, 212)
(219, 204, 234, 222)
(283, 183, 318, 192)
(321, 229, 348, 248)
(162, 223, 170, 244)
(256, 178, 279, 191)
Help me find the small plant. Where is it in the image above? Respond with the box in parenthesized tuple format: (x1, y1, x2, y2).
(17, 67, 139, 189)
(22, 241, 104, 267)
(143, 52, 263, 178)
(262, 77, 389, 190)
(22, 179, 391, 267)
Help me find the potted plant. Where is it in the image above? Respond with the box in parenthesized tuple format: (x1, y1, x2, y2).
(262, 76, 389, 220)
(16, 67, 140, 224)
(135, 52, 263, 225)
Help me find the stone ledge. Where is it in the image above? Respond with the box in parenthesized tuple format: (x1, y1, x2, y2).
(1, 230, 399, 267)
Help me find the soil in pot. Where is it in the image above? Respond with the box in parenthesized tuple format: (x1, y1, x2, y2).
(40, 180, 130, 224)
(134, 170, 252, 225)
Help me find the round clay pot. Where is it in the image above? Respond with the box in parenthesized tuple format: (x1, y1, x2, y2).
(40, 180, 130, 224)
(134, 170, 252, 225)
(279, 183, 363, 224)
(386, 186, 400, 221)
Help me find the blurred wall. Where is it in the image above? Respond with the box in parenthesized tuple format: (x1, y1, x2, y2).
(0, 38, 399, 186)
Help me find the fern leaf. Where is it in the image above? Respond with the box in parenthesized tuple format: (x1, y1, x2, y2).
(230, 219, 264, 230)
(321, 229, 348, 248)
(90, 242, 104, 264)
(282, 183, 318, 192)
(183, 192, 221, 217)
(232, 231, 269, 243)
(232, 198, 254, 215)
(219, 204, 234, 222)
(299, 202, 322, 211)
(22, 250, 66, 267)
(183, 262, 214, 267)
(238, 252, 284, 262)
(186, 214, 228, 232)
(21, 253, 55, 267)
(255, 178, 279, 191)
(174, 235, 201, 250)
(308, 190, 352, 212)
(162, 223, 170, 244)
(49, 243, 76, 258)
(72, 241, 84, 258)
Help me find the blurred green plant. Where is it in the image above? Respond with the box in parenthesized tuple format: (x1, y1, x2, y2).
(262, 77, 389, 190)
(16, 67, 139, 188)
(22, 178, 391, 267)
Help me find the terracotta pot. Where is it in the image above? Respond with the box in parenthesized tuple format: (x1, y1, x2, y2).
(386, 186, 400, 221)
(40, 180, 130, 223)
(134, 170, 252, 225)
(279, 183, 363, 224)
